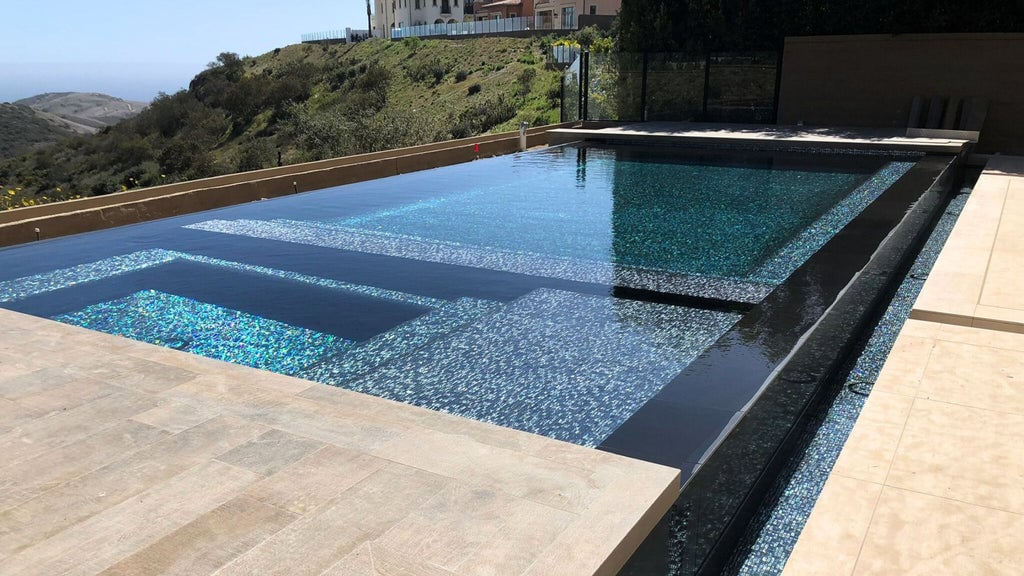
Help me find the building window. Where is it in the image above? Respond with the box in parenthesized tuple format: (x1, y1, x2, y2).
(415, 0, 420, 7)
(561, 6, 574, 27)
(454, 0, 458, 6)
(433, 0, 437, 5)
(589, 5, 596, 14)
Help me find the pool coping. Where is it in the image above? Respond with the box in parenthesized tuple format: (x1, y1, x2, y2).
(781, 155, 1024, 575)
(910, 155, 1024, 332)
(547, 122, 973, 154)
(0, 307, 679, 575)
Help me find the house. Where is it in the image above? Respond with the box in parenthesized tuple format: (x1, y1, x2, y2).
(472, 0, 534, 20)
(374, 0, 466, 34)
(471, 0, 620, 28)
(533, 0, 620, 29)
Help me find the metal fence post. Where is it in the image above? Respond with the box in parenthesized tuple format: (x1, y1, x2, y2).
(560, 79, 565, 123)
(640, 52, 649, 122)
(702, 51, 712, 119)
(577, 65, 584, 122)
(772, 44, 784, 124)
(581, 51, 590, 121)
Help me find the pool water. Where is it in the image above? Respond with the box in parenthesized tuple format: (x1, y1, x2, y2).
(331, 148, 871, 280)
(55, 289, 356, 374)
(0, 144, 915, 447)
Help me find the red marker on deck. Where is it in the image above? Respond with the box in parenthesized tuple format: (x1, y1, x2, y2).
(473, 143, 480, 154)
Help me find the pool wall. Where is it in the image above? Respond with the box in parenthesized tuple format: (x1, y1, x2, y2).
(0, 123, 577, 248)
(616, 152, 964, 575)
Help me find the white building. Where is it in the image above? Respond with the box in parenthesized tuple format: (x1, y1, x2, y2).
(374, 0, 466, 36)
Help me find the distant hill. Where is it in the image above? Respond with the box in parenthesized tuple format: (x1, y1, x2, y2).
(15, 92, 149, 134)
(0, 35, 571, 204)
(0, 92, 149, 161)
(0, 103, 78, 159)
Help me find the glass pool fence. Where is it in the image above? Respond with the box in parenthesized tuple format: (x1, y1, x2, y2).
(562, 50, 781, 124)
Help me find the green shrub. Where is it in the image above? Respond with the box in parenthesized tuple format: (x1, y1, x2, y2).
(237, 137, 277, 172)
(450, 94, 517, 139)
(517, 53, 537, 65)
(402, 37, 424, 51)
(406, 57, 449, 86)
(467, 83, 482, 96)
(516, 68, 537, 97)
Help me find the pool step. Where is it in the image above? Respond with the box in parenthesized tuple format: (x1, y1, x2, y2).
(338, 288, 740, 447)
(186, 218, 774, 304)
(299, 296, 503, 385)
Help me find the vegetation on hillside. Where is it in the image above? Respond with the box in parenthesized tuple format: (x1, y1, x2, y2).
(0, 104, 77, 160)
(0, 35, 566, 209)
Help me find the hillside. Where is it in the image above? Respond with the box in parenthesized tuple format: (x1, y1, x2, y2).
(15, 92, 149, 134)
(0, 103, 77, 159)
(0, 35, 569, 209)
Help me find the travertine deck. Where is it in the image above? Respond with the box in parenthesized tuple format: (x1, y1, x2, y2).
(912, 156, 1024, 332)
(0, 308, 680, 576)
(783, 157, 1024, 574)
(548, 122, 972, 154)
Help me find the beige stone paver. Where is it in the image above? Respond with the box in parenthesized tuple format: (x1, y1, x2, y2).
(912, 156, 1024, 331)
(0, 307, 679, 576)
(785, 320, 1024, 575)
(785, 157, 1024, 574)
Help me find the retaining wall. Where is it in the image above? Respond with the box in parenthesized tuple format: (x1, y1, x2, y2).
(778, 33, 1024, 154)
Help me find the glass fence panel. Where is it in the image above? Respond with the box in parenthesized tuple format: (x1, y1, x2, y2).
(705, 52, 779, 123)
(646, 53, 705, 121)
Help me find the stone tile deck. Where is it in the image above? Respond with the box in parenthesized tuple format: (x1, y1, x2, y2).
(783, 157, 1024, 574)
(0, 308, 680, 576)
(912, 156, 1024, 332)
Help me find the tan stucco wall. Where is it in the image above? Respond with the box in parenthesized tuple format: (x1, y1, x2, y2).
(533, 0, 620, 19)
(0, 124, 573, 248)
(778, 33, 1024, 154)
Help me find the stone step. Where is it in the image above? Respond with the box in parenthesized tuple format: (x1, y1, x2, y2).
(186, 218, 772, 303)
(338, 287, 740, 447)
(300, 296, 503, 385)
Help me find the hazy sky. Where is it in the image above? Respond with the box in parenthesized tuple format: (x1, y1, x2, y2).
(0, 0, 371, 103)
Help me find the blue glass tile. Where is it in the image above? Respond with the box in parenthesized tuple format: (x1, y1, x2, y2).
(185, 160, 911, 303)
(336, 288, 741, 447)
(54, 290, 354, 374)
(301, 296, 504, 384)
(186, 219, 776, 303)
(0, 249, 445, 309)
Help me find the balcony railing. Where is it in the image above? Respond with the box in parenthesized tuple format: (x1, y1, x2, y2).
(391, 15, 573, 39)
(301, 30, 349, 43)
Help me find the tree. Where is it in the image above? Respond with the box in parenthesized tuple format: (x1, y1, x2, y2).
(207, 52, 245, 82)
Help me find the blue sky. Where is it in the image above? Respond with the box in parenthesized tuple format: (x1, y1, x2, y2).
(0, 0, 370, 103)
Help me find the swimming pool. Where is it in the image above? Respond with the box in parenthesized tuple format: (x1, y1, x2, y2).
(0, 139, 961, 575)
(0, 143, 914, 451)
